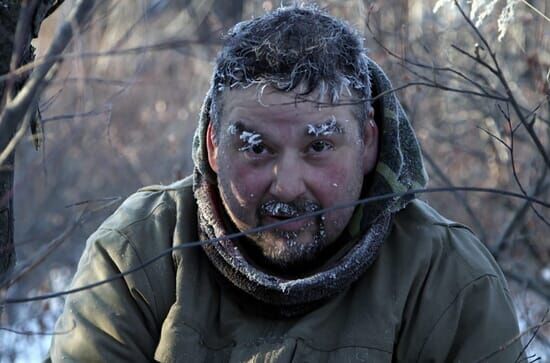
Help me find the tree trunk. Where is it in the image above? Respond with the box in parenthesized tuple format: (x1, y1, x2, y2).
(0, 1, 64, 313)
(0, 0, 22, 289)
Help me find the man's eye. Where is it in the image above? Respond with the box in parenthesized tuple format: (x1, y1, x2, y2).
(239, 143, 269, 155)
(251, 143, 266, 154)
(309, 140, 334, 153)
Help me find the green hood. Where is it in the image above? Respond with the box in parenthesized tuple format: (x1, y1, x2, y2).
(191, 56, 428, 317)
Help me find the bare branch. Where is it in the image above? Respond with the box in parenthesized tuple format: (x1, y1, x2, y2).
(2, 186, 549, 305)
(493, 173, 550, 256)
(0, 108, 30, 166)
(0, 318, 75, 336)
(452, 0, 550, 170)
(505, 269, 550, 302)
(41, 107, 111, 124)
(473, 311, 550, 363)
(0, 0, 97, 151)
(519, 0, 550, 23)
(450, 44, 498, 75)
(515, 308, 550, 362)
(0, 37, 217, 85)
(0, 195, 121, 289)
(422, 152, 487, 241)
(367, 31, 505, 100)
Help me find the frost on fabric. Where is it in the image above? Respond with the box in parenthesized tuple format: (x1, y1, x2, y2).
(238, 130, 263, 152)
(307, 117, 343, 137)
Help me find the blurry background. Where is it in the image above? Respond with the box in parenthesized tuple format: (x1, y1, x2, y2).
(1, 0, 549, 361)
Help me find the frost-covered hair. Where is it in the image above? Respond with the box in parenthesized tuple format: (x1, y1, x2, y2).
(209, 4, 373, 138)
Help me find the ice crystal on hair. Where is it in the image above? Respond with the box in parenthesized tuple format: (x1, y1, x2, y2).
(238, 131, 263, 151)
(227, 124, 239, 135)
(209, 4, 374, 136)
(307, 117, 343, 137)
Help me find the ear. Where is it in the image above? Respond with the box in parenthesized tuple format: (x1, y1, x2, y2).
(206, 122, 219, 173)
(362, 115, 379, 175)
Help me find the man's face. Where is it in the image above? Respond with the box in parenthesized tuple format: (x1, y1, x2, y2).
(207, 86, 378, 273)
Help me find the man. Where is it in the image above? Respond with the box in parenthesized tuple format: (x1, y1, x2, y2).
(48, 5, 523, 362)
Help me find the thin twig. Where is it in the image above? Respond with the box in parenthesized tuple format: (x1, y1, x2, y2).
(0, 0, 97, 152)
(41, 108, 110, 124)
(520, 0, 550, 23)
(2, 185, 549, 305)
(453, 0, 550, 170)
(450, 44, 499, 75)
(422, 152, 486, 241)
(0, 319, 75, 336)
(44, 0, 66, 19)
(477, 125, 510, 150)
(369, 32, 505, 100)
(5, 0, 37, 103)
(65, 196, 121, 209)
(505, 269, 550, 302)
(47, 77, 132, 87)
(493, 172, 550, 256)
(0, 195, 121, 289)
(0, 111, 30, 166)
(474, 314, 550, 363)
(515, 308, 550, 363)
(0, 37, 218, 85)
(1, 214, 83, 289)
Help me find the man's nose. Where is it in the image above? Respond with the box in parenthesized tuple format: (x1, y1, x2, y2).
(269, 153, 306, 202)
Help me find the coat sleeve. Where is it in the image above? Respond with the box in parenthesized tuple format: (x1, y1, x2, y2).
(46, 228, 162, 362)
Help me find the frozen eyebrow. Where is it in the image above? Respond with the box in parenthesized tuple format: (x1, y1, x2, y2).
(233, 124, 263, 151)
(306, 117, 344, 137)
(226, 122, 263, 151)
(227, 122, 241, 135)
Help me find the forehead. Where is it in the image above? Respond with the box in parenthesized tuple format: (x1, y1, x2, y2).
(219, 86, 360, 128)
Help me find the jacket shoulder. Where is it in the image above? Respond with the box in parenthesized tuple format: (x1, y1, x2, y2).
(101, 175, 194, 233)
(48, 177, 198, 361)
(391, 199, 505, 282)
(88, 176, 196, 319)
(98, 175, 196, 252)
(388, 200, 521, 361)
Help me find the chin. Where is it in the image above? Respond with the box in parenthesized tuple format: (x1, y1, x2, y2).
(250, 230, 328, 276)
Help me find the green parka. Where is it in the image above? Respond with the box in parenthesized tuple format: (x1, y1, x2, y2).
(47, 177, 523, 362)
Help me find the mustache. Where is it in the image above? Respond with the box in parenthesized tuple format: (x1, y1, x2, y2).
(259, 200, 321, 218)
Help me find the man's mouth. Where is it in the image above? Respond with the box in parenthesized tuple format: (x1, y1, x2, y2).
(259, 201, 320, 231)
(262, 214, 312, 231)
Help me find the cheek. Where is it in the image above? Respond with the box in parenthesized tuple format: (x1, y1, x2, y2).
(313, 163, 364, 204)
(221, 161, 271, 205)
(309, 162, 364, 240)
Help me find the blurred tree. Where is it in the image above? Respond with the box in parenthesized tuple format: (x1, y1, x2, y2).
(0, 0, 64, 306)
